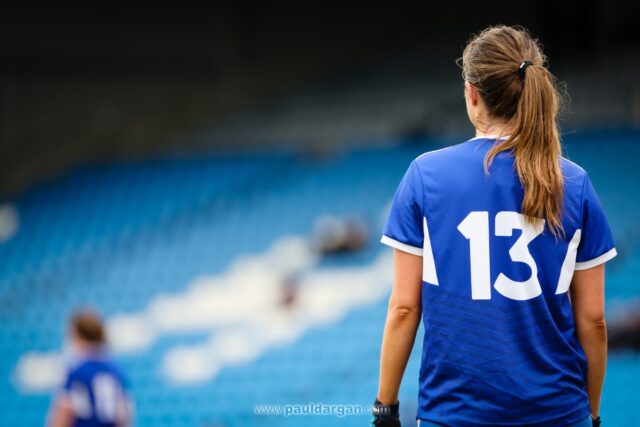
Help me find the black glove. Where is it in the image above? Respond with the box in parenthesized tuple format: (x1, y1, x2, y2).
(592, 416, 601, 427)
(371, 399, 401, 427)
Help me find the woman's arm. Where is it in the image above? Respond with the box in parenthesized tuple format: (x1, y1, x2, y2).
(570, 264, 607, 419)
(47, 397, 74, 427)
(377, 249, 423, 404)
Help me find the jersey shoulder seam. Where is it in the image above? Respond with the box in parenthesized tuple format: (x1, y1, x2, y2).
(561, 156, 587, 173)
(578, 166, 589, 226)
(414, 144, 459, 162)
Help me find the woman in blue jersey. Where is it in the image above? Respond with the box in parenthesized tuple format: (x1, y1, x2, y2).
(372, 26, 615, 427)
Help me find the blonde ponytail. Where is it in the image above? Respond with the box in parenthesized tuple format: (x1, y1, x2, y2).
(462, 26, 565, 237)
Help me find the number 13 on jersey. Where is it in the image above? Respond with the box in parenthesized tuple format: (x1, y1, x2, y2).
(456, 211, 575, 301)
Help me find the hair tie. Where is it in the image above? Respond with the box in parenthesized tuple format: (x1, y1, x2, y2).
(519, 61, 533, 80)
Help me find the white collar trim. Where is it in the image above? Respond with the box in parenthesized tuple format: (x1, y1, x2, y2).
(468, 135, 510, 142)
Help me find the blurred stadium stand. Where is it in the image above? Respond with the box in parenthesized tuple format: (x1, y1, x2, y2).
(2, 1, 640, 194)
(1, 129, 639, 426)
(1, 2, 639, 426)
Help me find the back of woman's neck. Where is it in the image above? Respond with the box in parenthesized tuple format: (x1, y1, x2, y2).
(475, 121, 514, 138)
(475, 129, 512, 138)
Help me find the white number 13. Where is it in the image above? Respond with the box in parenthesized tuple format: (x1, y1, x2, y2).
(457, 211, 544, 300)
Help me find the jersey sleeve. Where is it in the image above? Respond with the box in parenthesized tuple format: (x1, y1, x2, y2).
(575, 174, 617, 270)
(54, 369, 75, 409)
(60, 368, 75, 393)
(381, 160, 424, 256)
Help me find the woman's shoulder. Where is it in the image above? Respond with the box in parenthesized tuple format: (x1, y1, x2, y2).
(560, 156, 588, 183)
(412, 139, 474, 168)
(560, 156, 586, 172)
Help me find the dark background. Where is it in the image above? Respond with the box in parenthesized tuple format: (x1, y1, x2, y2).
(2, 1, 639, 196)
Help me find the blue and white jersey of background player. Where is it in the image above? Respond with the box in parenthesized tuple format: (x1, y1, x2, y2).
(57, 353, 131, 427)
(382, 136, 616, 426)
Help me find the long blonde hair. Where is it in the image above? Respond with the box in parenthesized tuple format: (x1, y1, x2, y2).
(461, 25, 565, 237)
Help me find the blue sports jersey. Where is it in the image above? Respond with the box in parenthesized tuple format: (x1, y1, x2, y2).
(60, 354, 129, 427)
(382, 136, 616, 427)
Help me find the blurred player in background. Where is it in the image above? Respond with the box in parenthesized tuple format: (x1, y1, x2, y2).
(48, 310, 132, 427)
(311, 215, 369, 255)
(372, 26, 614, 427)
